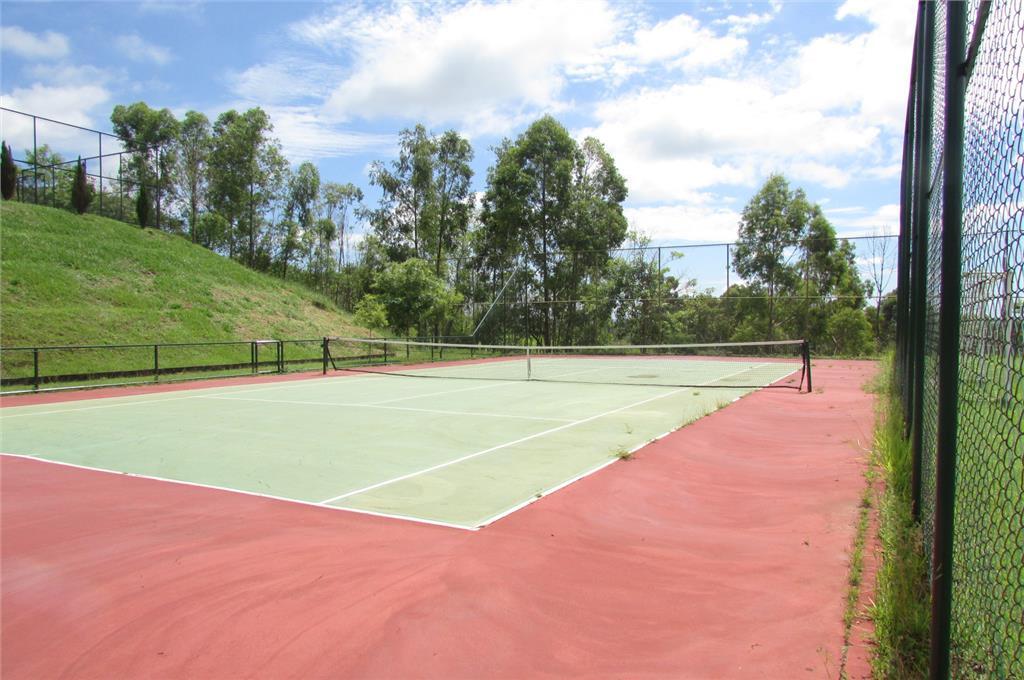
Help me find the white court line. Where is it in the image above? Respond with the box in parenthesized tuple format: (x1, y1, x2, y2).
(365, 361, 629, 405)
(0, 373, 395, 419)
(474, 426, 682, 528)
(0, 452, 477, 531)
(198, 395, 574, 423)
(318, 386, 689, 505)
(367, 379, 521, 405)
(320, 361, 780, 509)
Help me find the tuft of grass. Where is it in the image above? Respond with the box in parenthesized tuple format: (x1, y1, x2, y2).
(615, 446, 634, 461)
(869, 354, 930, 679)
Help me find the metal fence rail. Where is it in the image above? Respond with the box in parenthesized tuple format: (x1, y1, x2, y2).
(0, 339, 329, 393)
(898, 2, 1023, 678)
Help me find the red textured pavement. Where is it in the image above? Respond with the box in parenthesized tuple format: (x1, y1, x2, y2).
(1, 360, 877, 679)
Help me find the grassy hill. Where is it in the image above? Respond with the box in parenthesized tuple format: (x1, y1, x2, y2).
(0, 201, 371, 387)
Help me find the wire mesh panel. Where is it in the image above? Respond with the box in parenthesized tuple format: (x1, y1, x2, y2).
(950, 0, 1024, 674)
(901, 2, 1024, 676)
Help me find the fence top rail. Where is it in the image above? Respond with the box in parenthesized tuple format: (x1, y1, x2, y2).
(0, 106, 162, 153)
(0, 340, 282, 352)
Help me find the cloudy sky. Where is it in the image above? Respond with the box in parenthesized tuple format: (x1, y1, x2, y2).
(1, 0, 915, 287)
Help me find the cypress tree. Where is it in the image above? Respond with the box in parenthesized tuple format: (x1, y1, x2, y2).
(136, 183, 151, 228)
(1, 141, 16, 200)
(71, 157, 92, 214)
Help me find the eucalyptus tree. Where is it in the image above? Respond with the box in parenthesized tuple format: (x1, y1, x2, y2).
(428, 130, 474, 277)
(732, 174, 810, 340)
(111, 102, 180, 227)
(480, 116, 627, 345)
(207, 108, 286, 267)
(321, 182, 363, 267)
(175, 111, 211, 243)
(366, 124, 434, 260)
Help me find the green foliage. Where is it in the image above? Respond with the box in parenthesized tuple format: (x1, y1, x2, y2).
(826, 307, 874, 356)
(136, 183, 151, 228)
(375, 258, 463, 337)
(110, 102, 180, 202)
(870, 356, 930, 679)
(480, 116, 627, 345)
(354, 294, 388, 330)
(1, 141, 16, 200)
(71, 157, 92, 214)
(176, 110, 211, 242)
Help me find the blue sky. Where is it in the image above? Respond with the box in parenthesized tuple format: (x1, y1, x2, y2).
(1, 0, 914, 291)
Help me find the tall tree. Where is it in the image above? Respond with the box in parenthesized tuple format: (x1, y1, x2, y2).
(321, 182, 363, 267)
(367, 124, 434, 260)
(428, 130, 474, 277)
(176, 111, 211, 243)
(732, 174, 809, 340)
(482, 116, 612, 345)
(111, 102, 180, 228)
(207, 108, 286, 266)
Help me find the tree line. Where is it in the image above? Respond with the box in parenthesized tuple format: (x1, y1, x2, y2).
(1, 102, 892, 355)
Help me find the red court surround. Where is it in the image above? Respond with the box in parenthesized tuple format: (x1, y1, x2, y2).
(1, 360, 877, 678)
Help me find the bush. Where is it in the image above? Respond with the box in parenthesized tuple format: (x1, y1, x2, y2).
(71, 157, 93, 214)
(354, 294, 388, 330)
(136, 184, 151, 228)
(827, 307, 874, 356)
(1, 141, 16, 200)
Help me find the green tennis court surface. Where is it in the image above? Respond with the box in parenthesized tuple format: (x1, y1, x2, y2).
(0, 356, 802, 529)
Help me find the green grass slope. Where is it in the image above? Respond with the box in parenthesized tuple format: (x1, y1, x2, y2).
(1, 202, 370, 384)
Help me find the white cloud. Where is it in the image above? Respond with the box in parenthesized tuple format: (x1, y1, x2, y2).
(230, 58, 345, 104)
(625, 203, 741, 243)
(786, 0, 916, 132)
(309, 0, 619, 130)
(0, 26, 70, 60)
(287, 0, 747, 132)
(714, 7, 779, 35)
(825, 203, 900, 235)
(24, 63, 115, 87)
(115, 34, 173, 65)
(0, 84, 112, 156)
(263, 105, 395, 161)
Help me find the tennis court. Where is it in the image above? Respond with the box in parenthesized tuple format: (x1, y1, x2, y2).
(0, 339, 807, 529)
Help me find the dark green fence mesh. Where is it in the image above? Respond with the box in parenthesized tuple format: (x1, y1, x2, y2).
(899, 1, 1024, 677)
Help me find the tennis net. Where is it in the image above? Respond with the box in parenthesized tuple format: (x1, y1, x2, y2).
(325, 338, 812, 391)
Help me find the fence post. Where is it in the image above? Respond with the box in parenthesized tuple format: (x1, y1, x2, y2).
(98, 133, 103, 214)
(154, 344, 159, 381)
(909, 1, 935, 522)
(322, 337, 328, 375)
(278, 340, 284, 374)
(32, 115, 38, 204)
(33, 348, 39, 391)
(250, 341, 256, 374)
(929, 3, 967, 678)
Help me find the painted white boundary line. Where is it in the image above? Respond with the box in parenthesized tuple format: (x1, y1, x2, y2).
(318, 386, 689, 505)
(0, 452, 477, 531)
(198, 395, 574, 423)
(474, 425, 684, 528)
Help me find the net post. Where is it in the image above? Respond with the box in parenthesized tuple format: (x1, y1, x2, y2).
(322, 337, 328, 375)
(526, 346, 532, 380)
(802, 340, 812, 393)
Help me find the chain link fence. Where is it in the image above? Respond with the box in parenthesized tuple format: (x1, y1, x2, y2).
(898, 1, 1023, 677)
